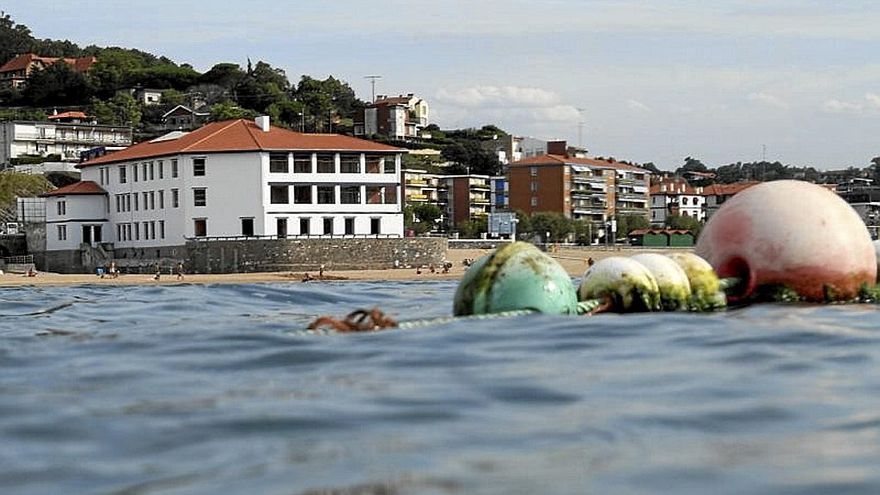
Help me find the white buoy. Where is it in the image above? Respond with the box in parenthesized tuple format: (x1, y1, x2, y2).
(631, 253, 692, 311)
(579, 257, 661, 311)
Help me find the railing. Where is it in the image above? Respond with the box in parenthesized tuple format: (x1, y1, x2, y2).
(187, 233, 402, 242)
(4, 255, 33, 264)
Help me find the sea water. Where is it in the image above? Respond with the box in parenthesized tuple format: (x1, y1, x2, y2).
(2, 281, 880, 494)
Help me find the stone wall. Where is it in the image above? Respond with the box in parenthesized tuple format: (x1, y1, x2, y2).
(0, 234, 27, 257)
(186, 237, 448, 273)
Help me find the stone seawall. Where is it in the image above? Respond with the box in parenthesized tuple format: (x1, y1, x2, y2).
(186, 237, 448, 273)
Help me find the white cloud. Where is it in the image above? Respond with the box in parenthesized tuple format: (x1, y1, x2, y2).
(865, 93, 880, 108)
(626, 99, 652, 112)
(435, 85, 560, 108)
(747, 92, 788, 109)
(822, 99, 863, 114)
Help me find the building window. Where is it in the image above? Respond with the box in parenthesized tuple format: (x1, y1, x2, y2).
(344, 217, 355, 235)
(340, 186, 361, 204)
(317, 186, 335, 204)
(143, 221, 150, 240)
(293, 153, 312, 173)
(158, 160, 164, 179)
(241, 218, 254, 236)
(159, 220, 165, 239)
(133, 164, 139, 182)
(323, 217, 333, 235)
(385, 186, 397, 204)
(530, 166, 537, 177)
(193, 157, 206, 176)
(56, 200, 66, 215)
(682, 197, 688, 205)
(142, 163, 148, 180)
(133, 193, 139, 211)
(149, 162, 155, 180)
(126, 194, 131, 211)
(366, 186, 383, 204)
(134, 222, 140, 241)
(370, 217, 381, 235)
(384, 156, 396, 174)
(293, 185, 312, 204)
(143, 192, 149, 209)
(158, 190, 165, 209)
(172, 188, 179, 208)
(171, 159, 179, 178)
(271, 185, 290, 204)
(119, 165, 127, 183)
(531, 197, 537, 207)
(316, 153, 335, 173)
(530, 181, 538, 192)
(193, 219, 207, 237)
(57, 224, 67, 240)
(299, 217, 310, 235)
(365, 155, 381, 174)
(193, 188, 207, 207)
(340, 154, 360, 173)
(150, 191, 155, 210)
(269, 152, 289, 173)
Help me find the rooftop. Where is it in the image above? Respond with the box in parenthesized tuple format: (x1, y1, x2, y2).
(40, 181, 107, 197)
(80, 118, 404, 167)
(510, 154, 648, 172)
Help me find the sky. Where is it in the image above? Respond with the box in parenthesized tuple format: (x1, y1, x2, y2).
(5, 0, 880, 170)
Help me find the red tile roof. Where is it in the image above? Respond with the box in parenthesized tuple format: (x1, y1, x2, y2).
(510, 154, 648, 172)
(649, 178, 701, 195)
(48, 111, 88, 120)
(701, 182, 759, 196)
(0, 53, 96, 73)
(40, 181, 107, 197)
(80, 119, 404, 167)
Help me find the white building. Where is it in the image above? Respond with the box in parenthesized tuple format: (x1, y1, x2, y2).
(354, 94, 429, 140)
(41, 117, 404, 253)
(0, 120, 132, 165)
(649, 178, 705, 225)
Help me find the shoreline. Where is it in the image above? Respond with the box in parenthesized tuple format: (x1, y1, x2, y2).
(0, 247, 693, 288)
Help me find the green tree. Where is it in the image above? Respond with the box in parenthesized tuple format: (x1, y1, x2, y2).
(0, 12, 35, 66)
(21, 61, 93, 106)
(615, 214, 650, 235)
(666, 214, 702, 236)
(199, 62, 246, 89)
(0, 172, 52, 221)
(530, 212, 572, 242)
(89, 92, 141, 126)
(441, 140, 502, 176)
(209, 101, 258, 121)
(456, 217, 488, 238)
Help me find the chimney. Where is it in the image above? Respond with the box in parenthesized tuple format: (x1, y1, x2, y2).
(547, 140, 567, 156)
(255, 115, 270, 132)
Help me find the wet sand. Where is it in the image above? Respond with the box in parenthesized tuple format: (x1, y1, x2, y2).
(0, 246, 692, 287)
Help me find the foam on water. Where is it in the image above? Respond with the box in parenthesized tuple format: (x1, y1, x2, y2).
(2, 281, 880, 494)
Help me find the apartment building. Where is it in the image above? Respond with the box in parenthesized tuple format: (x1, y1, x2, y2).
(440, 175, 492, 230)
(0, 119, 132, 165)
(508, 143, 650, 223)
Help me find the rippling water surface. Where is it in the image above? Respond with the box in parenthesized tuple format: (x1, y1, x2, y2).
(2, 281, 880, 494)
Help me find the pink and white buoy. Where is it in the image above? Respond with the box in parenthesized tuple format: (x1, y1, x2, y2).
(696, 180, 876, 301)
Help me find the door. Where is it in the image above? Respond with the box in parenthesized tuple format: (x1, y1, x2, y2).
(276, 218, 288, 239)
(82, 225, 92, 245)
(93, 225, 102, 243)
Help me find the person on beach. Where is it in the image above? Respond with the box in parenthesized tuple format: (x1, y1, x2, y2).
(319, 264, 325, 278)
(175, 262, 185, 280)
(153, 263, 161, 281)
(108, 261, 119, 278)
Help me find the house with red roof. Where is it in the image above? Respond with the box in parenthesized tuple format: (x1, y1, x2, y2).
(38, 116, 405, 267)
(507, 141, 651, 239)
(649, 177, 706, 225)
(354, 93, 429, 140)
(702, 182, 759, 219)
(0, 53, 97, 89)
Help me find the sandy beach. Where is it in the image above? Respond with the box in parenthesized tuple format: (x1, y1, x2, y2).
(0, 246, 693, 287)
